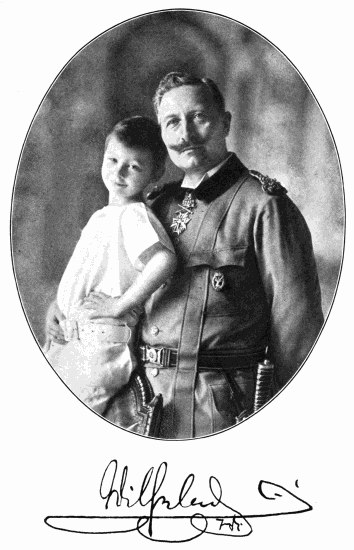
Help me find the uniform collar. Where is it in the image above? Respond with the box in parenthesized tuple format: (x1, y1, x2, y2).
(177, 153, 247, 203)
(181, 153, 233, 189)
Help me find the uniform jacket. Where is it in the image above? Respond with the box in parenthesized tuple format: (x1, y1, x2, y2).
(140, 153, 324, 439)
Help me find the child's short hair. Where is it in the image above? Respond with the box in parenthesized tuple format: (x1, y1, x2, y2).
(105, 116, 167, 174)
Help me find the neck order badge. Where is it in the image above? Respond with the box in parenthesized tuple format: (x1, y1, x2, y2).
(170, 191, 197, 236)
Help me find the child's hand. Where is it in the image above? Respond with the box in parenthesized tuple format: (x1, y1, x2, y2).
(45, 300, 66, 347)
(83, 292, 119, 319)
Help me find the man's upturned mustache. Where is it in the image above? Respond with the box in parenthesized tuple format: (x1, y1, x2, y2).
(169, 141, 205, 153)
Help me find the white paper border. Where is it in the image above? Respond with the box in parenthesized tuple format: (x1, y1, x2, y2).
(2, 1, 352, 547)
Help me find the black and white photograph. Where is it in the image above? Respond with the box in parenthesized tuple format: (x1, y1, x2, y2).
(3, 0, 353, 547)
(11, 8, 343, 439)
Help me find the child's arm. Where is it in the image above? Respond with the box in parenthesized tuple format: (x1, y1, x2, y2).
(83, 247, 177, 319)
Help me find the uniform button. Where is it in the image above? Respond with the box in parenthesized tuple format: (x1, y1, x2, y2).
(151, 325, 159, 336)
(151, 367, 159, 377)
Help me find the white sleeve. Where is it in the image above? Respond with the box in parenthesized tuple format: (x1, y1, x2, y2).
(121, 203, 174, 267)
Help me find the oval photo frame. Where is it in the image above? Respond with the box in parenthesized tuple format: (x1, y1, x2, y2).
(11, 9, 344, 440)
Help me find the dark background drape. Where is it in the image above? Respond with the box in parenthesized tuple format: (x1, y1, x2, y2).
(11, 10, 344, 345)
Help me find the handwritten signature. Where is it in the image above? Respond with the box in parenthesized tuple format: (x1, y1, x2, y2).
(45, 459, 312, 542)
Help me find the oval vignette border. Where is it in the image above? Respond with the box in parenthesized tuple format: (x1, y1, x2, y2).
(10, 8, 345, 440)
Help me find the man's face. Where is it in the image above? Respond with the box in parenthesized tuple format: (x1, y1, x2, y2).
(157, 84, 231, 178)
(101, 136, 156, 204)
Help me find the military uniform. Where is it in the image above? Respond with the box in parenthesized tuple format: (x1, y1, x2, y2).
(139, 153, 324, 439)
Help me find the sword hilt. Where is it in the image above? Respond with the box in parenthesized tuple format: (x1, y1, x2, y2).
(253, 359, 274, 413)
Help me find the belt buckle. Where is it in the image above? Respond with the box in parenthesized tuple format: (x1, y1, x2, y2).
(145, 346, 172, 367)
(146, 346, 163, 365)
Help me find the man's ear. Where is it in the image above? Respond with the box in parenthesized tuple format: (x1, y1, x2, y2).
(152, 163, 165, 183)
(223, 111, 232, 136)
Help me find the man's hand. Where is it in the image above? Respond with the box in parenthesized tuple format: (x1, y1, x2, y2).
(83, 292, 120, 319)
(44, 300, 65, 348)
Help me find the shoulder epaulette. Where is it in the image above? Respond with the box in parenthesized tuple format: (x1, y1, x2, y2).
(146, 182, 181, 201)
(249, 170, 287, 196)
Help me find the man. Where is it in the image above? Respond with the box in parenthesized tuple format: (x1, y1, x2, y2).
(135, 72, 323, 439)
(47, 72, 324, 440)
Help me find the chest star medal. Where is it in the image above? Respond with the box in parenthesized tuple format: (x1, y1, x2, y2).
(170, 191, 197, 236)
(212, 270, 225, 291)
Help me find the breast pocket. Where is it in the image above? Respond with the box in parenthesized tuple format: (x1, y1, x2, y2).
(186, 247, 250, 316)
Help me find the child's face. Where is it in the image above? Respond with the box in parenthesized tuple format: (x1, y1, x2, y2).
(102, 136, 157, 204)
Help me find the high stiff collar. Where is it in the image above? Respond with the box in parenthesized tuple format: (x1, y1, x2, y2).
(181, 153, 233, 189)
(165, 153, 248, 204)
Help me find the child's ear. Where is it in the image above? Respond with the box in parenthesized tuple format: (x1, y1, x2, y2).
(152, 164, 165, 183)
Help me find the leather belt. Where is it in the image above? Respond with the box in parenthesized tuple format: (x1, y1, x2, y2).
(139, 345, 265, 370)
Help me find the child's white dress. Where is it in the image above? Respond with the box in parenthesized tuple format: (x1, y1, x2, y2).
(46, 201, 174, 414)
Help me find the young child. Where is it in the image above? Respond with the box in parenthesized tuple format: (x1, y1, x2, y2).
(45, 116, 176, 415)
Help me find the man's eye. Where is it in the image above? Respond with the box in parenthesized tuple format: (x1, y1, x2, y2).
(130, 165, 142, 171)
(166, 118, 179, 128)
(194, 112, 206, 121)
(108, 157, 117, 163)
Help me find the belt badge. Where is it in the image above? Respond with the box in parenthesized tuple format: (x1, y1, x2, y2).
(212, 270, 225, 291)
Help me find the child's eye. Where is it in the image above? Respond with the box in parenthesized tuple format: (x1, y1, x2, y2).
(130, 164, 142, 172)
(108, 157, 117, 163)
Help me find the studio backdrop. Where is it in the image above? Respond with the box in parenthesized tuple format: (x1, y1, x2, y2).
(11, 10, 344, 346)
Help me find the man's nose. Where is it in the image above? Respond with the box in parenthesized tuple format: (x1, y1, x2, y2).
(179, 118, 197, 143)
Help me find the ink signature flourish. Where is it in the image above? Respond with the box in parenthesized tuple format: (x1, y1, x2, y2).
(45, 459, 312, 542)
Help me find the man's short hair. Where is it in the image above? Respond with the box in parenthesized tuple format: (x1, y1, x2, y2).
(105, 116, 167, 173)
(153, 72, 226, 116)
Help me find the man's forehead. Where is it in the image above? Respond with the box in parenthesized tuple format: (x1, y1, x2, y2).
(158, 84, 216, 116)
